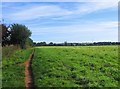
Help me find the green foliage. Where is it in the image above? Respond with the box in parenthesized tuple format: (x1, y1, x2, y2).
(32, 46, 119, 87)
(0, 24, 10, 46)
(10, 24, 31, 49)
(25, 38, 34, 48)
(2, 47, 33, 87)
(1, 23, 33, 48)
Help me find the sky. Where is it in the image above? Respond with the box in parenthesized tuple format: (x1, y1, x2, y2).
(1, 1, 118, 43)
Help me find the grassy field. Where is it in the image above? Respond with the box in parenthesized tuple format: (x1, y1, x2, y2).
(2, 46, 33, 87)
(2, 46, 119, 88)
(32, 46, 119, 87)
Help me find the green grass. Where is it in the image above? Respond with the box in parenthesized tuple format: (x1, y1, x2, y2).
(32, 46, 119, 87)
(2, 46, 33, 87)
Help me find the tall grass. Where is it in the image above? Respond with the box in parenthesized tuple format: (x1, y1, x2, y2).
(2, 46, 33, 87)
(2, 45, 20, 59)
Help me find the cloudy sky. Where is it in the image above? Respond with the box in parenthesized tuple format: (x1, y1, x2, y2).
(2, 1, 118, 43)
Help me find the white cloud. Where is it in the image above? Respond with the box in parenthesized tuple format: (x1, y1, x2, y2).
(30, 21, 117, 34)
(53, 2, 118, 20)
(75, 2, 117, 14)
(5, 2, 117, 21)
(10, 5, 72, 21)
(30, 21, 118, 42)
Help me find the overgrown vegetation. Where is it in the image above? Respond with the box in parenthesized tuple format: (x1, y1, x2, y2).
(2, 46, 33, 87)
(32, 46, 119, 87)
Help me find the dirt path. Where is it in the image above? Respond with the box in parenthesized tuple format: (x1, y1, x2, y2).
(24, 49, 35, 89)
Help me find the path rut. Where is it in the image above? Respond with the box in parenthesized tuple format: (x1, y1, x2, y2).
(24, 49, 35, 89)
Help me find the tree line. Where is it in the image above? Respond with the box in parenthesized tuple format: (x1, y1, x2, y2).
(34, 41, 120, 46)
(0, 23, 33, 49)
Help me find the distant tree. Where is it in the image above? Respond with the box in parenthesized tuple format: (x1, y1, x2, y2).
(64, 41, 67, 46)
(49, 42, 54, 46)
(33, 42, 37, 46)
(10, 24, 31, 49)
(36, 42, 46, 46)
(42, 42, 47, 46)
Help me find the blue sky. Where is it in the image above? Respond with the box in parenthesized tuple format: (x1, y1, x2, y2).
(2, 2, 118, 43)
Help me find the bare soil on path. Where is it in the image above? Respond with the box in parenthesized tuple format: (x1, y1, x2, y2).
(24, 49, 35, 89)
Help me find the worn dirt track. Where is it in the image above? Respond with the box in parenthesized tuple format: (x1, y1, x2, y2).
(24, 49, 35, 89)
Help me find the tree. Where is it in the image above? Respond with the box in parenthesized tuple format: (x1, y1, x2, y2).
(10, 24, 31, 49)
(64, 41, 67, 46)
(49, 42, 54, 46)
(33, 42, 37, 46)
(36, 42, 46, 46)
(0, 24, 10, 46)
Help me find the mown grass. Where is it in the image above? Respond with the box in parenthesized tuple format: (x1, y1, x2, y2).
(2, 46, 33, 87)
(32, 46, 119, 87)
